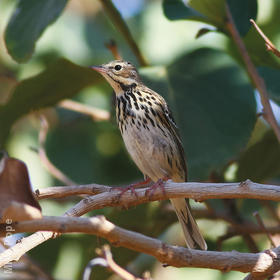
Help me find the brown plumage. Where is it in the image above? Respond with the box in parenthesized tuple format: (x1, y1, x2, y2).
(92, 60, 207, 250)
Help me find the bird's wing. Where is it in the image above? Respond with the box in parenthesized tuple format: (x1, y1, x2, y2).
(147, 89, 188, 181)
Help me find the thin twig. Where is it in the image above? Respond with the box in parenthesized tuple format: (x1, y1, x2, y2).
(83, 245, 143, 280)
(225, 4, 280, 143)
(250, 19, 280, 58)
(260, 200, 280, 225)
(222, 199, 258, 253)
(227, 224, 280, 235)
(217, 223, 280, 251)
(1, 216, 280, 277)
(216, 231, 236, 251)
(96, 245, 145, 280)
(83, 257, 107, 280)
(253, 211, 277, 248)
(99, 0, 148, 66)
(105, 40, 123, 60)
(58, 100, 110, 121)
(38, 116, 77, 186)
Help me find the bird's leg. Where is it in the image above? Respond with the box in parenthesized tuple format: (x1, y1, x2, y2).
(145, 177, 169, 197)
(112, 177, 151, 198)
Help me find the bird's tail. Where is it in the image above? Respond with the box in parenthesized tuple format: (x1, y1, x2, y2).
(170, 198, 207, 250)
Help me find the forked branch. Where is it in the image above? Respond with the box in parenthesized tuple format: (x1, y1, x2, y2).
(1, 216, 280, 278)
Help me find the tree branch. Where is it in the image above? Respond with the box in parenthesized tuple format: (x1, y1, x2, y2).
(35, 183, 111, 200)
(87, 245, 147, 280)
(1, 179, 280, 276)
(35, 180, 280, 205)
(58, 100, 110, 121)
(36, 183, 280, 235)
(250, 19, 280, 59)
(225, 4, 280, 143)
(99, 0, 148, 66)
(38, 116, 77, 185)
(1, 216, 280, 278)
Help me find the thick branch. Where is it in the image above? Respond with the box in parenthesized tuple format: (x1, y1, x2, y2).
(3, 179, 280, 273)
(1, 216, 280, 277)
(36, 180, 280, 207)
(35, 183, 110, 200)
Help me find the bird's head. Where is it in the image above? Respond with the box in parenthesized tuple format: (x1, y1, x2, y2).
(91, 60, 141, 94)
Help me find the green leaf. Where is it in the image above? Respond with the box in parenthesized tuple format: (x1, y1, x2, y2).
(163, 0, 225, 28)
(258, 67, 280, 106)
(227, 0, 257, 36)
(0, 58, 101, 146)
(4, 0, 68, 63)
(163, 0, 257, 36)
(237, 130, 280, 182)
(188, 0, 225, 26)
(163, 0, 205, 21)
(140, 49, 256, 180)
(167, 48, 256, 180)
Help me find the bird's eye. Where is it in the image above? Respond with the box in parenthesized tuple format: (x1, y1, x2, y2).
(114, 65, 122, 71)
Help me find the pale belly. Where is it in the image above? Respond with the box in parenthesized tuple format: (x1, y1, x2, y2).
(120, 122, 173, 182)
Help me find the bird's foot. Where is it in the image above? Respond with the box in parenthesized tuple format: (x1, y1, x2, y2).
(112, 178, 151, 200)
(145, 177, 168, 198)
(112, 184, 139, 199)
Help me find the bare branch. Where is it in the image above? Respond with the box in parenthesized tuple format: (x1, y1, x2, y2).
(2, 179, 280, 274)
(36, 180, 280, 206)
(250, 19, 280, 58)
(38, 116, 77, 185)
(253, 211, 277, 248)
(259, 200, 280, 225)
(35, 183, 110, 200)
(58, 100, 110, 121)
(35, 184, 280, 235)
(225, 5, 280, 142)
(105, 40, 123, 60)
(99, 0, 148, 66)
(1, 216, 280, 277)
(95, 245, 145, 280)
(228, 224, 280, 235)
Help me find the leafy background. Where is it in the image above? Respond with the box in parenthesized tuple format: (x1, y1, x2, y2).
(1, 0, 280, 279)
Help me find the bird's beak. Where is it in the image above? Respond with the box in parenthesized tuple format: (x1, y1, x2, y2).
(91, 65, 107, 74)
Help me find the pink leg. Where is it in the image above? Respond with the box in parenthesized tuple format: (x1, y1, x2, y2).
(145, 177, 169, 197)
(112, 177, 151, 198)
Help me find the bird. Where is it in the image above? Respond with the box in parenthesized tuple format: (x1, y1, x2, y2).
(91, 60, 207, 250)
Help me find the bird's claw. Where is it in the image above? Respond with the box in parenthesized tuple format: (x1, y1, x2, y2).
(112, 185, 138, 200)
(145, 178, 166, 198)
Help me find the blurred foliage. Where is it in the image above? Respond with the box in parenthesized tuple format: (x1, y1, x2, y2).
(0, 58, 101, 144)
(1, 0, 280, 279)
(5, 0, 68, 62)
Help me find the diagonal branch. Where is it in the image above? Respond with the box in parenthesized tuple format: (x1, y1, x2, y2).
(99, 0, 148, 66)
(58, 100, 110, 121)
(225, 4, 280, 143)
(38, 116, 77, 185)
(91, 245, 146, 280)
(1, 216, 280, 277)
(250, 19, 280, 59)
